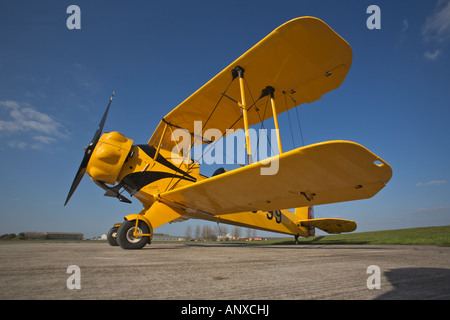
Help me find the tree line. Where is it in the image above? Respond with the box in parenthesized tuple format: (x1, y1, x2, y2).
(0, 232, 46, 240)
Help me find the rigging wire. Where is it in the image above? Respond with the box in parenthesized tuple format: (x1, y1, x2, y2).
(254, 96, 275, 159)
(292, 97, 305, 146)
(164, 76, 252, 192)
(283, 92, 296, 149)
(202, 78, 234, 131)
(198, 94, 263, 166)
(162, 74, 309, 192)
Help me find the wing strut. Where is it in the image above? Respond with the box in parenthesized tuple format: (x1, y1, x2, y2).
(260, 86, 283, 154)
(234, 67, 285, 162)
(235, 66, 253, 164)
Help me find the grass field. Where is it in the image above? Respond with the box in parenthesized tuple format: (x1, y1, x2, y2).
(264, 225, 450, 246)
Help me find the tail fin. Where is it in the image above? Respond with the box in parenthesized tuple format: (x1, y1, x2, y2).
(295, 206, 315, 237)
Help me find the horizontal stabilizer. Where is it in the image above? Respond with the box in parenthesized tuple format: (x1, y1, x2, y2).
(299, 218, 356, 234)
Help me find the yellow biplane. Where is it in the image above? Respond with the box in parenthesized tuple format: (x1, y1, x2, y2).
(65, 17, 392, 249)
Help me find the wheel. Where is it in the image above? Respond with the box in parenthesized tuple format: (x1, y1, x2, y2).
(107, 226, 119, 246)
(116, 219, 150, 249)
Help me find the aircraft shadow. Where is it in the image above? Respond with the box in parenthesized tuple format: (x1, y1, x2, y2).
(376, 267, 450, 300)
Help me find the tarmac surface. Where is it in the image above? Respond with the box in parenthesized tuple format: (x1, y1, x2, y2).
(0, 241, 449, 300)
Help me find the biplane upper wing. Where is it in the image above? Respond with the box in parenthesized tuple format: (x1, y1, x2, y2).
(157, 141, 392, 215)
(148, 17, 352, 152)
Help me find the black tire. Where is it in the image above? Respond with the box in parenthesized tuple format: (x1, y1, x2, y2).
(107, 226, 119, 246)
(116, 219, 150, 250)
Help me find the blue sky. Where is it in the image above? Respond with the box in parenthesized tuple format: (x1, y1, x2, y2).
(1, 0, 449, 238)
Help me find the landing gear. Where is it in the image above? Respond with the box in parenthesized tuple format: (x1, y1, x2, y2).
(107, 226, 119, 246)
(116, 219, 151, 250)
(294, 235, 299, 245)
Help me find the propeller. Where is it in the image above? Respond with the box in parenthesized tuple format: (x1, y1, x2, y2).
(64, 92, 115, 206)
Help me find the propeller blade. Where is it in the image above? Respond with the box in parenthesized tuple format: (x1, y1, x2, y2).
(90, 91, 115, 146)
(64, 163, 86, 206)
(64, 91, 115, 206)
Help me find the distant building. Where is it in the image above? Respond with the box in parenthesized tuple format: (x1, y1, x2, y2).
(45, 232, 84, 240)
(217, 233, 232, 241)
(217, 234, 264, 241)
(152, 234, 185, 241)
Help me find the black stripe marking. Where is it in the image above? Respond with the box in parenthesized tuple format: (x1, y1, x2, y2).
(137, 144, 196, 180)
(121, 171, 196, 192)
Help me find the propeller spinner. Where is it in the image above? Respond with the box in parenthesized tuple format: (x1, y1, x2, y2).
(64, 92, 115, 206)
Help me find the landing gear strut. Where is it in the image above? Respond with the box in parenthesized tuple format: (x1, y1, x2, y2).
(294, 235, 299, 245)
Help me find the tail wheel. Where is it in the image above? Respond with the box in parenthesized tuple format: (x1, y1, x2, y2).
(107, 226, 119, 246)
(307, 206, 315, 237)
(116, 219, 151, 250)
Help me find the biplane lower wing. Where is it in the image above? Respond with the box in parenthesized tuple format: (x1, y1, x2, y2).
(158, 141, 392, 215)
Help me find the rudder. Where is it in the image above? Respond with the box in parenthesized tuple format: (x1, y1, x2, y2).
(295, 206, 315, 237)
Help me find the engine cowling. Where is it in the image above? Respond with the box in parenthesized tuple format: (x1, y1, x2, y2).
(86, 131, 133, 185)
